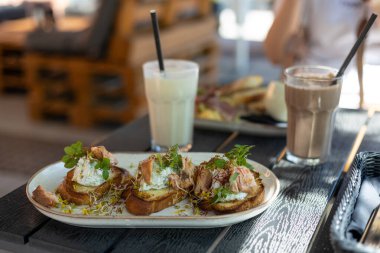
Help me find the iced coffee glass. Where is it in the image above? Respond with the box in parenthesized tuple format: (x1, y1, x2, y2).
(143, 59, 199, 152)
(284, 66, 342, 165)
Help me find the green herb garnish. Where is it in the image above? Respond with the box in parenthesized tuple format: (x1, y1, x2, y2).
(61, 141, 86, 169)
(225, 144, 254, 170)
(213, 157, 227, 169)
(95, 157, 111, 180)
(229, 172, 239, 184)
(212, 186, 234, 204)
(212, 157, 227, 169)
(154, 145, 183, 172)
(61, 141, 112, 180)
(156, 153, 164, 169)
(167, 145, 182, 171)
(205, 156, 227, 170)
(204, 145, 254, 171)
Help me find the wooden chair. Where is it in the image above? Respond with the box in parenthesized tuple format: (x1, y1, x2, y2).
(25, 0, 218, 126)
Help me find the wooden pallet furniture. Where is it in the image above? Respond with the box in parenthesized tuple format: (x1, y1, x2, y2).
(0, 17, 89, 92)
(25, 0, 218, 127)
(0, 44, 25, 91)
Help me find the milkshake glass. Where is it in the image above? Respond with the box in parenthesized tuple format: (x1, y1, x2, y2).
(143, 59, 199, 152)
(284, 66, 342, 165)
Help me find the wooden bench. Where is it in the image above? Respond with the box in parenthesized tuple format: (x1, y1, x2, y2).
(24, 0, 218, 126)
(0, 17, 90, 92)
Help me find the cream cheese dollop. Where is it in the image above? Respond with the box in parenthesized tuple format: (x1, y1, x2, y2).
(219, 192, 247, 202)
(72, 158, 106, 187)
(140, 164, 175, 191)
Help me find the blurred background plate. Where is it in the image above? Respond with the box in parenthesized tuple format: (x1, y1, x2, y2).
(194, 118, 286, 136)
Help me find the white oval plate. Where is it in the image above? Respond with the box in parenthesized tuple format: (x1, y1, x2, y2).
(26, 153, 280, 228)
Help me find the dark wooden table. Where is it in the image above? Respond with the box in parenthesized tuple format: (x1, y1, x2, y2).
(0, 108, 379, 253)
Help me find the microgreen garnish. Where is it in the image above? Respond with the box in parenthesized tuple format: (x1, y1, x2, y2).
(205, 156, 227, 170)
(61, 141, 112, 180)
(154, 145, 183, 172)
(225, 145, 254, 170)
(155, 153, 164, 169)
(203, 145, 255, 171)
(213, 158, 227, 169)
(61, 141, 86, 169)
(229, 172, 239, 184)
(211, 186, 234, 204)
(167, 145, 182, 171)
(95, 158, 111, 180)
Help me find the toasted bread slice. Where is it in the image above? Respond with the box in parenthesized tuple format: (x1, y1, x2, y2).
(134, 187, 177, 202)
(246, 99, 267, 114)
(196, 172, 265, 214)
(56, 181, 91, 205)
(228, 87, 267, 106)
(219, 76, 264, 95)
(213, 184, 265, 213)
(70, 182, 97, 194)
(56, 166, 131, 205)
(196, 108, 224, 121)
(126, 188, 187, 215)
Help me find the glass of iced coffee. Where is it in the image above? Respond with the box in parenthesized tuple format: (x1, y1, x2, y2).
(143, 59, 199, 152)
(284, 66, 342, 165)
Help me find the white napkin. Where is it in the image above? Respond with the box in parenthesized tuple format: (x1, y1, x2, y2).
(347, 177, 380, 240)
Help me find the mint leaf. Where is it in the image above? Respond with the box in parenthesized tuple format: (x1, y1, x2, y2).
(64, 146, 75, 155)
(96, 158, 110, 169)
(62, 154, 71, 163)
(214, 158, 226, 169)
(205, 156, 227, 170)
(102, 169, 109, 180)
(245, 161, 254, 170)
(64, 159, 77, 168)
(211, 186, 233, 204)
(104, 158, 110, 168)
(95, 158, 111, 180)
(61, 141, 85, 169)
(225, 145, 254, 167)
(71, 141, 83, 153)
(229, 172, 239, 184)
(61, 142, 114, 180)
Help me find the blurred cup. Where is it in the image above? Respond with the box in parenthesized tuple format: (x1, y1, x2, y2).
(143, 59, 199, 152)
(284, 66, 342, 165)
(32, 7, 45, 28)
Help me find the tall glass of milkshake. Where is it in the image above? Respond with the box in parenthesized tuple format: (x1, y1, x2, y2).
(284, 66, 342, 165)
(143, 59, 199, 152)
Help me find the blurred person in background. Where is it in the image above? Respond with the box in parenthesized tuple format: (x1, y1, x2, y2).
(265, 0, 379, 68)
(264, 0, 380, 108)
(0, 0, 97, 19)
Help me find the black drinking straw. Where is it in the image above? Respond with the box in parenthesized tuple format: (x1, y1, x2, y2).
(334, 13, 377, 82)
(150, 10, 165, 72)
